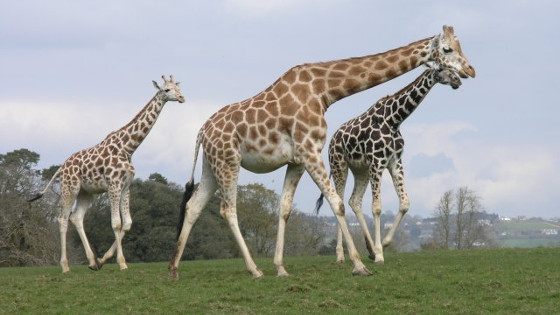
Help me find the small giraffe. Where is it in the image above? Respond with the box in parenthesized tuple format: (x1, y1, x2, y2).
(170, 25, 475, 279)
(29, 75, 185, 273)
(315, 67, 462, 264)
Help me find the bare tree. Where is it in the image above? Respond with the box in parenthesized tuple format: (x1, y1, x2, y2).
(464, 189, 482, 248)
(429, 186, 494, 250)
(435, 190, 453, 249)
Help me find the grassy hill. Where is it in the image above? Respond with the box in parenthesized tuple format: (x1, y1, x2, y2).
(1, 248, 558, 314)
(497, 218, 560, 248)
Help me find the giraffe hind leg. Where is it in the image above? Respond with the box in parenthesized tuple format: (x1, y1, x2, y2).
(274, 164, 305, 277)
(70, 191, 101, 271)
(348, 171, 376, 261)
(330, 160, 348, 263)
(169, 160, 218, 279)
(305, 157, 371, 276)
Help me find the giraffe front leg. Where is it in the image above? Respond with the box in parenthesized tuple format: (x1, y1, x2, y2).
(306, 158, 371, 276)
(274, 164, 304, 277)
(383, 159, 410, 247)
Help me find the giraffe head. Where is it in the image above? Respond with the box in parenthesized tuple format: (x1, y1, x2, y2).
(152, 75, 185, 103)
(434, 68, 462, 90)
(431, 25, 476, 79)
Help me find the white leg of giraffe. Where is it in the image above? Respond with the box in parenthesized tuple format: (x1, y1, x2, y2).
(274, 163, 305, 276)
(107, 184, 128, 270)
(169, 160, 219, 279)
(306, 156, 371, 276)
(348, 170, 377, 261)
(220, 189, 263, 278)
(216, 160, 262, 278)
(69, 190, 101, 270)
(383, 159, 410, 247)
(330, 160, 348, 263)
(57, 188, 77, 273)
(335, 227, 344, 263)
(98, 187, 132, 267)
(369, 167, 385, 264)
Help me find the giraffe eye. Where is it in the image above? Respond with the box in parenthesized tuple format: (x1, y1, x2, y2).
(443, 47, 453, 54)
(164, 89, 171, 92)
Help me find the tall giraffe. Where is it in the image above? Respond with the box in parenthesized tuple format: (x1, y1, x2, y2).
(170, 25, 475, 279)
(315, 67, 462, 264)
(29, 75, 185, 273)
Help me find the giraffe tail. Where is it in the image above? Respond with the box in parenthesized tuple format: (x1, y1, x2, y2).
(314, 172, 332, 215)
(28, 168, 61, 202)
(314, 193, 325, 215)
(176, 179, 194, 240)
(176, 128, 203, 239)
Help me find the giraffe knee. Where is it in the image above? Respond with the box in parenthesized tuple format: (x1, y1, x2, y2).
(348, 197, 361, 212)
(58, 218, 69, 233)
(400, 199, 410, 214)
(69, 213, 82, 226)
(372, 201, 382, 216)
(281, 211, 291, 221)
(122, 220, 132, 232)
(333, 200, 345, 216)
(111, 219, 122, 231)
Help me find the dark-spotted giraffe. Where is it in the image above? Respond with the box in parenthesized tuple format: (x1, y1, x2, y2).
(29, 76, 185, 273)
(315, 67, 462, 264)
(170, 25, 475, 279)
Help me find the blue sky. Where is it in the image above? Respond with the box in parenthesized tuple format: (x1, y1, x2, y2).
(1, 0, 559, 219)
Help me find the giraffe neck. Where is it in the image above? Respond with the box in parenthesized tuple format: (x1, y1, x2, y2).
(109, 93, 167, 156)
(378, 69, 438, 129)
(293, 36, 435, 109)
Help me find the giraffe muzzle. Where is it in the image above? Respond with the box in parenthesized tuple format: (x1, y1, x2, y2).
(459, 65, 476, 79)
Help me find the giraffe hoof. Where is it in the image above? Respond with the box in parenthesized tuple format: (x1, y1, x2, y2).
(93, 258, 104, 271)
(252, 269, 264, 278)
(88, 259, 103, 271)
(277, 269, 289, 277)
(368, 253, 376, 261)
(352, 266, 373, 276)
(169, 266, 179, 280)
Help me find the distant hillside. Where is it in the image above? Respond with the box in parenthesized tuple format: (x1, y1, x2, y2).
(496, 217, 560, 248)
(320, 214, 560, 251)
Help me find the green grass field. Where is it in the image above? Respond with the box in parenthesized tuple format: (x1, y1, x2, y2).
(1, 248, 559, 314)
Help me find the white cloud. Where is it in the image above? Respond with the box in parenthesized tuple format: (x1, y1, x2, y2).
(401, 121, 559, 218)
(221, 0, 335, 18)
(0, 98, 218, 184)
(222, 0, 303, 17)
(132, 100, 220, 183)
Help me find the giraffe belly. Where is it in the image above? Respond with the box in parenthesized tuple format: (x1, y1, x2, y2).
(240, 141, 294, 174)
(81, 181, 108, 194)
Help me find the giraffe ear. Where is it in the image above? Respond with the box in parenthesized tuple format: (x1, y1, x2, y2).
(152, 80, 161, 90)
(442, 25, 455, 39)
